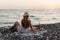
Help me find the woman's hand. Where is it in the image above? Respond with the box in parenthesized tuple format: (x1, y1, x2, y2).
(31, 29, 35, 33)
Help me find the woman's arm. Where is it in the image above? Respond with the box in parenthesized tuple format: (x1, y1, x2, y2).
(29, 20, 34, 32)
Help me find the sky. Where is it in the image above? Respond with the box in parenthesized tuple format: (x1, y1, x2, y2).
(0, 0, 60, 9)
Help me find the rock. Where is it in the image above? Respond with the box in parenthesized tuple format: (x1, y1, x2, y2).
(1, 22, 60, 40)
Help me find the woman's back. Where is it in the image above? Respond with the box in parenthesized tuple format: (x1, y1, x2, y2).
(21, 19, 30, 28)
(20, 12, 34, 32)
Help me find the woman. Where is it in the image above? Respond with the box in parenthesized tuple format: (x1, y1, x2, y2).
(10, 21, 20, 33)
(1, 21, 20, 33)
(18, 12, 34, 32)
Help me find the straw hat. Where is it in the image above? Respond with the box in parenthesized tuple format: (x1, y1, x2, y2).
(23, 12, 29, 17)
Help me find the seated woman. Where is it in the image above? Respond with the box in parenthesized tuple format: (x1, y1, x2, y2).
(1, 21, 20, 33)
(18, 12, 34, 32)
(9, 21, 20, 33)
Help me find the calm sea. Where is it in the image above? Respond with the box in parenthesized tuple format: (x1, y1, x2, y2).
(0, 9, 60, 27)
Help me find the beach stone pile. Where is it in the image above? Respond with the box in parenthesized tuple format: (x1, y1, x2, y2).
(0, 22, 60, 40)
(41, 22, 60, 40)
(0, 26, 47, 40)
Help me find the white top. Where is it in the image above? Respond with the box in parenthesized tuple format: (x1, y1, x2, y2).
(17, 25, 29, 33)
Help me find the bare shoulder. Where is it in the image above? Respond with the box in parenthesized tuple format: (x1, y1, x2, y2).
(21, 19, 23, 21)
(28, 19, 31, 23)
(21, 19, 23, 22)
(28, 19, 31, 22)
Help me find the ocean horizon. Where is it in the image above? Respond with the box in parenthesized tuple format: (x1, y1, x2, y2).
(0, 9, 60, 27)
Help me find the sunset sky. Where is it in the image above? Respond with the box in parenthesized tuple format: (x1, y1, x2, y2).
(0, 0, 60, 9)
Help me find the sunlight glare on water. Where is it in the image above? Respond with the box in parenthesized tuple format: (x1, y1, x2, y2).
(0, 9, 60, 27)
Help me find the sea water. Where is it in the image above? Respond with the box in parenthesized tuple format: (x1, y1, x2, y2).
(0, 9, 60, 27)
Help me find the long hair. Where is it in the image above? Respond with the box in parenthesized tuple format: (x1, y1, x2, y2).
(13, 21, 20, 27)
(23, 12, 29, 19)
